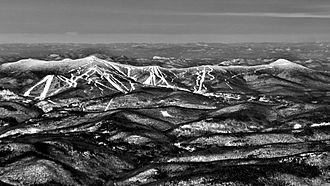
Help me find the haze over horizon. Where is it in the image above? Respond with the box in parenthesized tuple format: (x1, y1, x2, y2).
(1, 0, 330, 43)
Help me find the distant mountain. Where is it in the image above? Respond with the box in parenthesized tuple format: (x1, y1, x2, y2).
(1, 56, 330, 104)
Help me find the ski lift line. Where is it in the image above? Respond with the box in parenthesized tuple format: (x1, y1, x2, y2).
(104, 74, 127, 93)
(104, 62, 128, 77)
(83, 65, 130, 93)
(153, 74, 157, 85)
(107, 74, 130, 92)
(156, 71, 166, 85)
(58, 75, 76, 87)
(149, 66, 157, 85)
(193, 66, 218, 93)
(129, 81, 135, 91)
(143, 75, 152, 85)
(225, 82, 234, 90)
(23, 75, 54, 98)
(127, 68, 131, 78)
(38, 75, 54, 100)
(94, 80, 115, 91)
(151, 70, 158, 85)
(194, 71, 202, 92)
(198, 67, 207, 93)
(171, 70, 179, 79)
(154, 67, 171, 86)
(151, 71, 157, 85)
(94, 82, 105, 92)
(105, 98, 113, 111)
(69, 74, 78, 87)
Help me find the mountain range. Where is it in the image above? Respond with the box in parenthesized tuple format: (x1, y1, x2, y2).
(1, 55, 330, 185)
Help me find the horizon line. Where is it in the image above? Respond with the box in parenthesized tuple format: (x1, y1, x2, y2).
(0, 33, 330, 44)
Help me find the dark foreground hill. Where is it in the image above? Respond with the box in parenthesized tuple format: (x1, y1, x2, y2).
(1, 56, 330, 185)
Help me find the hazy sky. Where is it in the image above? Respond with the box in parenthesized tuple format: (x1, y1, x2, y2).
(0, 0, 330, 43)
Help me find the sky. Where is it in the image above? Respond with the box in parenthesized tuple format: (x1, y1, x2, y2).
(0, 0, 330, 43)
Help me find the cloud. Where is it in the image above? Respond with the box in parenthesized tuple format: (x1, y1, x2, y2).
(180, 12, 330, 19)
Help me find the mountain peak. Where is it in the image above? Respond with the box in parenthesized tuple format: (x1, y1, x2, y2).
(0, 55, 109, 74)
(269, 59, 308, 70)
(84, 55, 100, 62)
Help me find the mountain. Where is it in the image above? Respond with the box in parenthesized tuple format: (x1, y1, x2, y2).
(1, 56, 329, 103)
(1, 55, 330, 185)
